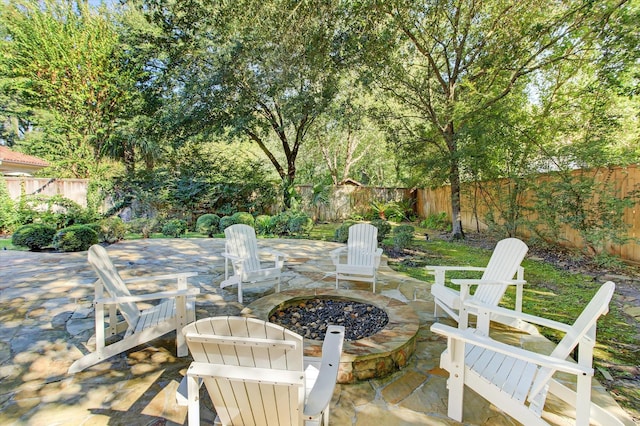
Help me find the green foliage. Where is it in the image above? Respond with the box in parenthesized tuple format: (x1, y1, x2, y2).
(218, 215, 237, 232)
(53, 225, 98, 252)
(161, 219, 188, 238)
(255, 215, 273, 235)
(195, 214, 221, 237)
(369, 200, 407, 223)
(14, 194, 96, 229)
(127, 217, 159, 238)
(11, 223, 56, 251)
(93, 217, 127, 244)
(420, 212, 451, 231)
(231, 212, 255, 227)
(0, 0, 146, 178)
(334, 221, 355, 243)
(269, 211, 292, 236)
(528, 171, 639, 255)
(286, 211, 314, 237)
(370, 219, 391, 242)
(0, 177, 16, 234)
(393, 225, 415, 251)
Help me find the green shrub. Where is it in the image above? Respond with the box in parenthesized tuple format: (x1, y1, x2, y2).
(287, 212, 313, 236)
(53, 225, 99, 252)
(255, 215, 273, 235)
(11, 223, 56, 251)
(161, 219, 188, 238)
(334, 221, 355, 243)
(128, 217, 159, 238)
(93, 217, 127, 243)
(371, 219, 391, 242)
(270, 211, 292, 235)
(393, 225, 415, 251)
(195, 213, 220, 237)
(420, 212, 451, 231)
(218, 215, 237, 232)
(0, 176, 16, 234)
(231, 211, 255, 226)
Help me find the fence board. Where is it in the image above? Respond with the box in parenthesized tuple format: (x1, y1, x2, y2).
(415, 165, 640, 263)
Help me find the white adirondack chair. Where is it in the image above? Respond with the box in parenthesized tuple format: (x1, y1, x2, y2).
(68, 244, 200, 374)
(431, 281, 623, 426)
(330, 223, 383, 292)
(177, 316, 345, 426)
(428, 237, 528, 330)
(221, 224, 287, 304)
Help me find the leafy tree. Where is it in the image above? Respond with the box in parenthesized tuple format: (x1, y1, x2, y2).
(126, 0, 353, 207)
(0, 0, 145, 178)
(355, 0, 630, 239)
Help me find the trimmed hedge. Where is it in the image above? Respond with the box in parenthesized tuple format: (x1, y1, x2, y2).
(195, 214, 220, 237)
(53, 225, 99, 252)
(11, 223, 56, 251)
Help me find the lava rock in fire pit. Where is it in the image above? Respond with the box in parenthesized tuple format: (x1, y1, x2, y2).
(270, 297, 389, 341)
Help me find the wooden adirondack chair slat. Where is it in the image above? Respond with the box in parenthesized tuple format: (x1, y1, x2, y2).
(330, 223, 383, 292)
(67, 245, 199, 374)
(177, 316, 344, 426)
(428, 238, 529, 332)
(431, 281, 624, 426)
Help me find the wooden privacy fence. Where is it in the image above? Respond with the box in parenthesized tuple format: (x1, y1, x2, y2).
(415, 165, 640, 263)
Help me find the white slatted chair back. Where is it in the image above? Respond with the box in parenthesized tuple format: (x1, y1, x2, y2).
(529, 281, 615, 401)
(472, 238, 528, 305)
(224, 224, 262, 277)
(347, 223, 379, 267)
(183, 316, 305, 425)
(88, 244, 140, 329)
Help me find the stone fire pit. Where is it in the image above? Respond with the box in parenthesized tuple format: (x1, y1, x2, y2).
(244, 289, 420, 383)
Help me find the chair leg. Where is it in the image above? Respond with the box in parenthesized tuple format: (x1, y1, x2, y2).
(187, 374, 201, 426)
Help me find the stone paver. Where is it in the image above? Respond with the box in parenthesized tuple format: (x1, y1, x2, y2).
(0, 238, 635, 425)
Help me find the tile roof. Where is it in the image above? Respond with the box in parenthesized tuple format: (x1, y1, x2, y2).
(0, 145, 49, 167)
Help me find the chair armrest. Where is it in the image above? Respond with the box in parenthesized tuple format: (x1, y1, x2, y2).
(221, 252, 242, 262)
(187, 362, 304, 387)
(426, 265, 486, 286)
(464, 300, 573, 333)
(258, 248, 287, 259)
(426, 266, 486, 273)
(329, 246, 347, 259)
(430, 323, 592, 376)
(304, 325, 345, 418)
(450, 278, 526, 286)
(95, 288, 200, 304)
(122, 272, 198, 284)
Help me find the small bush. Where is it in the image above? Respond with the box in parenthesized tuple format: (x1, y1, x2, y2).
(162, 219, 188, 237)
(393, 225, 415, 251)
(93, 217, 127, 243)
(287, 212, 313, 236)
(218, 215, 237, 232)
(371, 219, 391, 242)
(255, 215, 273, 235)
(11, 223, 56, 251)
(53, 225, 99, 252)
(231, 211, 255, 226)
(195, 214, 220, 237)
(420, 212, 451, 231)
(270, 211, 293, 235)
(128, 217, 159, 238)
(334, 221, 355, 243)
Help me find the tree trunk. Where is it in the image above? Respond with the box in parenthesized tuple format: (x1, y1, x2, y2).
(444, 125, 465, 240)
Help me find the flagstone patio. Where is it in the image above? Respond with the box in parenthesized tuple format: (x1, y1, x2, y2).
(0, 238, 635, 425)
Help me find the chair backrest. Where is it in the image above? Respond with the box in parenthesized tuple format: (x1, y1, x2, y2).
(347, 223, 379, 266)
(183, 316, 304, 425)
(87, 244, 140, 327)
(472, 238, 528, 305)
(530, 281, 615, 399)
(224, 224, 261, 274)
